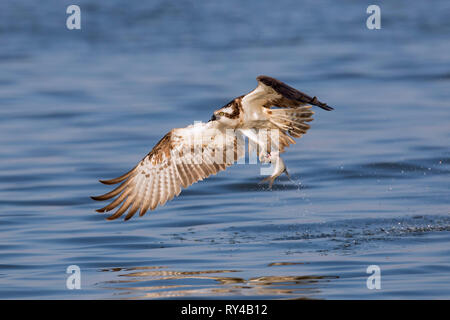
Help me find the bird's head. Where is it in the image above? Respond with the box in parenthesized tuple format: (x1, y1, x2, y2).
(210, 103, 240, 127)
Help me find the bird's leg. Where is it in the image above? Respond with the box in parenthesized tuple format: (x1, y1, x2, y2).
(238, 128, 293, 189)
(259, 152, 291, 189)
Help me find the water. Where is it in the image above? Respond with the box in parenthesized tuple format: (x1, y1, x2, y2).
(0, 0, 449, 299)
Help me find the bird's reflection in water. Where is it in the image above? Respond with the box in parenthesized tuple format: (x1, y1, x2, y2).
(98, 264, 338, 299)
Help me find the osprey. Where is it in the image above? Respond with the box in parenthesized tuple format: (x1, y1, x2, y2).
(92, 75, 333, 221)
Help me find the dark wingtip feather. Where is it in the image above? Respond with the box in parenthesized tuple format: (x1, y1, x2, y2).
(320, 104, 334, 111)
(91, 195, 103, 201)
(98, 166, 137, 185)
(99, 179, 116, 185)
(257, 75, 334, 111)
(106, 214, 127, 221)
(309, 96, 334, 111)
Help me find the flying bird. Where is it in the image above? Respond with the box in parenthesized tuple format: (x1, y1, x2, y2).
(92, 75, 333, 220)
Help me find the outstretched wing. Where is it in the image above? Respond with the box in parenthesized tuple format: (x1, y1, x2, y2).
(91, 122, 244, 221)
(242, 75, 333, 111)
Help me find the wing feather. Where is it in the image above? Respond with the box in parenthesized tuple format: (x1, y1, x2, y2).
(93, 124, 243, 220)
(96, 187, 132, 213)
(91, 179, 131, 201)
(148, 169, 158, 211)
(183, 161, 196, 185)
(139, 175, 153, 217)
(172, 165, 182, 197)
(250, 75, 333, 111)
(165, 164, 174, 202)
(125, 196, 141, 221)
(107, 192, 135, 220)
(176, 162, 189, 188)
(168, 163, 178, 199)
(160, 168, 169, 206)
(99, 166, 137, 185)
(154, 171, 163, 208)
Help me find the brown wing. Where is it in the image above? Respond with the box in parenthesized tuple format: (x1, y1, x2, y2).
(239, 75, 332, 152)
(91, 124, 244, 221)
(254, 75, 333, 110)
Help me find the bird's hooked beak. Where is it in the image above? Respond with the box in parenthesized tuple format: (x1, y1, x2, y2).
(209, 114, 217, 122)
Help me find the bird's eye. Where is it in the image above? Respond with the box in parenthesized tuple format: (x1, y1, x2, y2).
(219, 112, 225, 116)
